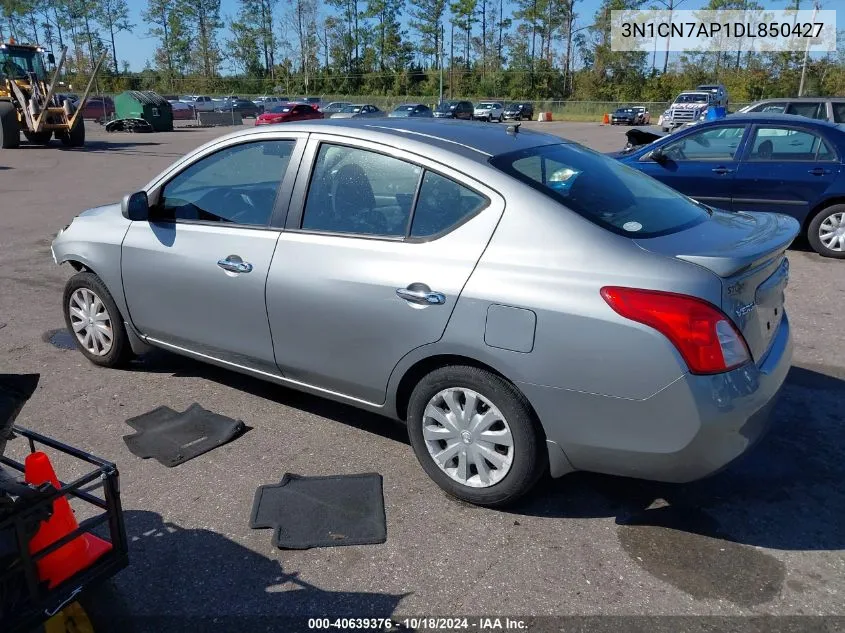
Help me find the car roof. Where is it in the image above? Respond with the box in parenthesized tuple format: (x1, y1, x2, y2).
(209, 118, 564, 161)
(750, 96, 844, 102)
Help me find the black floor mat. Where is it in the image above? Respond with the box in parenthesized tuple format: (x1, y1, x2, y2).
(250, 473, 387, 549)
(123, 403, 246, 467)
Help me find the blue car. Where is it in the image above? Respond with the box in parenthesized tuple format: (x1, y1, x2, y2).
(614, 113, 845, 258)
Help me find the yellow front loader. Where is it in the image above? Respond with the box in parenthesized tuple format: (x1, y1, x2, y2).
(0, 39, 107, 149)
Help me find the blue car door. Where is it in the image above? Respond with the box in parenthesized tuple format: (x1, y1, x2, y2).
(633, 123, 749, 211)
(732, 123, 841, 223)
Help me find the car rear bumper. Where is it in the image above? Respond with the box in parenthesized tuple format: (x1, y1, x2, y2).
(521, 314, 792, 483)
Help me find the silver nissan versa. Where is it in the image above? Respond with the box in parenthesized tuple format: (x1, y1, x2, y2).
(51, 119, 798, 507)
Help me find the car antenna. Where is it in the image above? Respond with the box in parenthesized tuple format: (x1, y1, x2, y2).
(506, 122, 521, 135)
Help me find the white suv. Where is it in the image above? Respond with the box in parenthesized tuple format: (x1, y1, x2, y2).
(473, 102, 504, 122)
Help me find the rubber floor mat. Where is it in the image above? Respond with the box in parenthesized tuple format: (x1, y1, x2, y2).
(123, 403, 246, 467)
(250, 473, 386, 549)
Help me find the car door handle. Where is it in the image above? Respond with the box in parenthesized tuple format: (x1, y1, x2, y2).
(808, 167, 831, 176)
(711, 167, 734, 174)
(396, 284, 446, 305)
(217, 255, 253, 274)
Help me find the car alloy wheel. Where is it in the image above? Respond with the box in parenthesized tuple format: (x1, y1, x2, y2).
(819, 210, 845, 252)
(68, 288, 114, 356)
(422, 387, 514, 488)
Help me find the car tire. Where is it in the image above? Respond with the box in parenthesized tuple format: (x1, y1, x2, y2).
(407, 365, 548, 507)
(0, 100, 21, 149)
(498, 114, 503, 122)
(807, 204, 845, 258)
(62, 271, 134, 367)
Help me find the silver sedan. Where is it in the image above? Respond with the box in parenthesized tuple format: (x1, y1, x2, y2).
(52, 119, 797, 507)
(329, 104, 384, 119)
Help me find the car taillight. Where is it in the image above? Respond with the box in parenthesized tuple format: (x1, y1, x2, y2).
(600, 287, 750, 375)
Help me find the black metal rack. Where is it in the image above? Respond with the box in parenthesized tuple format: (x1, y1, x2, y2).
(0, 425, 128, 633)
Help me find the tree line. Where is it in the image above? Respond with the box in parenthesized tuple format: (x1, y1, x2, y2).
(1, 0, 843, 103)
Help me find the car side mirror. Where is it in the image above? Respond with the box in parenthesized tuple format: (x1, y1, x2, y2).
(650, 148, 667, 163)
(121, 191, 149, 221)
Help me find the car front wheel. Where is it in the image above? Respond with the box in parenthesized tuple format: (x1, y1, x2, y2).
(62, 272, 134, 367)
(808, 204, 845, 258)
(407, 366, 547, 507)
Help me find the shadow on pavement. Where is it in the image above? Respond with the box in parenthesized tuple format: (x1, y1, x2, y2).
(125, 349, 411, 446)
(515, 365, 845, 551)
(101, 510, 409, 632)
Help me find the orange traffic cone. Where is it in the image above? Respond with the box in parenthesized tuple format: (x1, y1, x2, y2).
(602, 112, 610, 125)
(25, 451, 112, 588)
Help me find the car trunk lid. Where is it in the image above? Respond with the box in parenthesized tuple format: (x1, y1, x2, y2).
(634, 209, 799, 362)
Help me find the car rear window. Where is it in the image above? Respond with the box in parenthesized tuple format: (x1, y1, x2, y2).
(490, 143, 710, 238)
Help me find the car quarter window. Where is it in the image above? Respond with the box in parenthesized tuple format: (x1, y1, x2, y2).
(662, 125, 747, 161)
(158, 140, 295, 225)
(300, 144, 486, 238)
(746, 127, 836, 162)
(410, 171, 487, 238)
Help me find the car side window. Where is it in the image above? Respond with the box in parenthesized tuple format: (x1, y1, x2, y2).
(786, 102, 825, 119)
(158, 140, 294, 225)
(832, 103, 845, 124)
(751, 102, 787, 113)
(661, 126, 746, 161)
(747, 127, 835, 162)
(410, 171, 487, 238)
(301, 144, 422, 237)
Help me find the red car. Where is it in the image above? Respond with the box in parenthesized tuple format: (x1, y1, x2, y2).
(255, 103, 324, 126)
(76, 96, 115, 122)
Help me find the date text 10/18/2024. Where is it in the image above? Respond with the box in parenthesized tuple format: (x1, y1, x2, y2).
(308, 617, 529, 630)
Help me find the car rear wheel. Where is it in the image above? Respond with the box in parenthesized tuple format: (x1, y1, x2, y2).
(62, 272, 134, 367)
(808, 204, 845, 258)
(407, 365, 547, 507)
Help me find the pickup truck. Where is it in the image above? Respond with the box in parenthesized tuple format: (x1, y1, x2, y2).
(179, 95, 216, 112)
(661, 91, 713, 131)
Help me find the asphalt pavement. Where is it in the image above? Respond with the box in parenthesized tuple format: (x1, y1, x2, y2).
(0, 119, 843, 631)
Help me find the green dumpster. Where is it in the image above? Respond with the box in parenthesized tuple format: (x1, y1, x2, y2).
(113, 90, 174, 131)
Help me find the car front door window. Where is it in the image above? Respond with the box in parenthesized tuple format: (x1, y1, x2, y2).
(158, 140, 294, 225)
(661, 126, 746, 161)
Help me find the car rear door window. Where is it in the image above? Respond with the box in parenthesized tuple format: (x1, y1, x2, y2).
(660, 125, 747, 161)
(747, 127, 836, 162)
(786, 102, 825, 119)
(832, 103, 845, 123)
(158, 140, 294, 225)
(301, 144, 422, 236)
(410, 171, 487, 238)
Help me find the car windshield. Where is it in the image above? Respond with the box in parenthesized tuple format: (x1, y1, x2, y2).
(341, 105, 364, 113)
(437, 102, 457, 111)
(616, 108, 634, 114)
(396, 105, 417, 111)
(675, 94, 709, 104)
(268, 106, 292, 113)
(478, 103, 494, 109)
(490, 143, 710, 238)
(0, 47, 48, 80)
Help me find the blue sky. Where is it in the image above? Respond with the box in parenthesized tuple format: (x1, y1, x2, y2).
(113, 0, 824, 71)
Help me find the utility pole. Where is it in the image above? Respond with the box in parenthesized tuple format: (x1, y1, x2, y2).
(798, 1, 819, 96)
(450, 22, 455, 100)
(439, 23, 444, 105)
